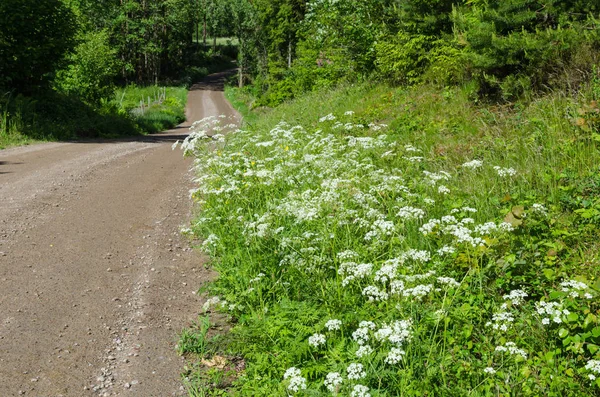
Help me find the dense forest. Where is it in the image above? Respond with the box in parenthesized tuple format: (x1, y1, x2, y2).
(2, 0, 599, 110)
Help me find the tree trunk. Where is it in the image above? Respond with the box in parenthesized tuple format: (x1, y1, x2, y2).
(288, 40, 292, 68)
(238, 41, 244, 88)
(203, 15, 207, 45)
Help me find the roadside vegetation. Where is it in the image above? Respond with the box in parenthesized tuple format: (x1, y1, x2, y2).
(0, 86, 189, 149)
(176, 1, 600, 396)
(178, 77, 600, 397)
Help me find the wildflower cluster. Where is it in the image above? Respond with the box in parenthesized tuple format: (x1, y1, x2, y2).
(182, 111, 600, 395)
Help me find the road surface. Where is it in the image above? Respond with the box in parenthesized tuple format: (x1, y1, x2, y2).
(0, 71, 238, 396)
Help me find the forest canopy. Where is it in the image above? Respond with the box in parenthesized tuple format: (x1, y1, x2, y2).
(1, 0, 598, 103)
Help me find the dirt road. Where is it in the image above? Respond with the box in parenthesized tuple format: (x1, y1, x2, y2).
(0, 71, 238, 396)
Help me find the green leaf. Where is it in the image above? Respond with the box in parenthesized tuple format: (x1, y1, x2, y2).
(584, 314, 597, 329)
(567, 313, 579, 323)
(565, 368, 574, 377)
(558, 328, 569, 338)
(587, 344, 599, 354)
(542, 268, 555, 279)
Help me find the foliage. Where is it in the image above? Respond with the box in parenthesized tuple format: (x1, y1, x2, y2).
(114, 85, 188, 133)
(179, 81, 600, 395)
(226, 0, 600, 103)
(54, 30, 119, 104)
(0, 91, 139, 147)
(0, 83, 188, 148)
(453, 0, 600, 99)
(396, 0, 458, 36)
(0, 0, 77, 93)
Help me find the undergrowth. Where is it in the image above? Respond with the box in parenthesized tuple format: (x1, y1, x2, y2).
(114, 85, 188, 134)
(0, 85, 188, 149)
(178, 81, 600, 396)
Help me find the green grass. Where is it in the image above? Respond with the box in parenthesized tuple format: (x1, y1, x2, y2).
(114, 85, 188, 133)
(224, 86, 258, 126)
(0, 103, 39, 149)
(178, 81, 600, 396)
(194, 36, 239, 47)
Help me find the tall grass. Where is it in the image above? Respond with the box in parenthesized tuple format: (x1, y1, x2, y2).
(114, 85, 188, 133)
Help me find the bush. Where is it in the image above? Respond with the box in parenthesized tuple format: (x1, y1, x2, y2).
(375, 33, 467, 86)
(54, 30, 119, 105)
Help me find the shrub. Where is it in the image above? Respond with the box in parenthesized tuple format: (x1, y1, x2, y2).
(54, 30, 119, 105)
(453, 0, 600, 99)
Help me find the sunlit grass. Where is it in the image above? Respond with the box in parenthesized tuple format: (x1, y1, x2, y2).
(179, 82, 600, 396)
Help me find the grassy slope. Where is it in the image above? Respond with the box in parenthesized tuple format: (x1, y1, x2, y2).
(180, 82, 600, 396)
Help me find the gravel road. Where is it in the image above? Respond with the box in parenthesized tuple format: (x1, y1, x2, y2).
(0, 71, 238, 396)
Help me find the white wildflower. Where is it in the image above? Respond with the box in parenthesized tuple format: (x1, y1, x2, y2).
(374, 320, 413, 346)
(495, 342, 527, 359)
(308, 333, 326, 348)
(536, 301, 564, 325)
(437, 277, 460, 288)
(531, 203, 548, 216)
(404, 249, 431, 263)
(351, 385, 370, 397)
(325, 319, 342, 331)
(585, 360, 600, 379)
(202, 296, 221, 312)
(484, 367, 497, 375)
(337, 250, 359, 260)
(324, 372, 343, 393)
(397, 206, 426, 220)
(284, 367, 307, 393)
(319, 113, 336, 123)
(486, 310, 515, 331)
(437, 245, 456, 255)
(355, 345, 374, 358)
(420, 219, 440, 234)
(384, 347, 405, 364)
(560, 279, 590, 298)
(390, 280, 405, 295)
(359, 321, 376, 330)
(493, 166, 517, 177)
(362, 285, 389, 301)
(347, 363, 366, 380)
(461, 159, 483, 169)
(503, 289, 528, 306)
(402, 284, 433, 300)
(438, 185, 450, 194)
(352, 328, 370, 345)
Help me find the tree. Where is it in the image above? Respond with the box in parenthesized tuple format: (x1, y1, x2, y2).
(453, 0, 600, 98)
(0, 0, 77, 93)
(229, 0, 258, 87)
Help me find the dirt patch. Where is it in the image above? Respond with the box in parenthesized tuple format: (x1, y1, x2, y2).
(0, 71, 238, 396)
